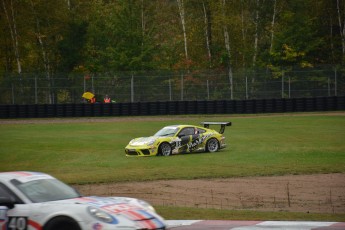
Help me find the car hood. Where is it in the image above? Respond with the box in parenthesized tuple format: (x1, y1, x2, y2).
(50, 196, 144, 208)
(47, 196, 159, 220)
(43, 196, 165, 228)
(129, 136, 159, 146)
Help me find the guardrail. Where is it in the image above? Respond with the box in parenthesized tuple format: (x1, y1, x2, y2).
(0, 96, 344, 119)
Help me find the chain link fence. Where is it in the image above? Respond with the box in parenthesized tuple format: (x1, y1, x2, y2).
(0, 67, 344, 105)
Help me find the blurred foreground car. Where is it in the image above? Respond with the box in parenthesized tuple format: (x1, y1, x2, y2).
(125, 121, 231, 156)
(0, 171, 166, 230)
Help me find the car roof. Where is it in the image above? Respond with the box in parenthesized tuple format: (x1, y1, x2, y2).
(163, 125, 180, 128)
(0, 171, 51, 182)
(164, 125, 203, 129)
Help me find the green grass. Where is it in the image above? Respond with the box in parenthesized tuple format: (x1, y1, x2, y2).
(0, 113, 344, 220)
(156, 206, 345, 221)
(1, 113, 344, 183)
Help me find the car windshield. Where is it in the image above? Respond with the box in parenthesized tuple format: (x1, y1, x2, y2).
(154, 126, 179, 137)
(11, 178, 80, 203)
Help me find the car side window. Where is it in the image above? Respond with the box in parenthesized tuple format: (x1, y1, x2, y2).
(178, 127, 195, 137)
(197, 128, 206, 134)
(0, 183, 23, 204)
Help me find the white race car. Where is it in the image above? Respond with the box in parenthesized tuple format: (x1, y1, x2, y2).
(0, 171, 166, 230)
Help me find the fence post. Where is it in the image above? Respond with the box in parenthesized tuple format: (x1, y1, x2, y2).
(35, 76, 38, 104)
(229, 68, 233, 100)
(83, 75, 86, 103)
(91, 75, 94, 93)
(11, 83, 15, 105)
(83, 75, 86, 92)
(281, 71, 284, 98)
(181, 74, 184, 101)
(289, 76, 291, 98)
(131, 75, 134, 102)
(328, 76, 331, 96)
(169, 79, 172, 101)
(334, 68, 337, 96)
(245, 76, 248, 99)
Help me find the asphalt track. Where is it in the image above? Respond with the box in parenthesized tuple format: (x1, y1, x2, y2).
(166, 220, 345, 229)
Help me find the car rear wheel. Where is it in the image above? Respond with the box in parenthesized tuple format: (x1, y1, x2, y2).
(206, 138, 219, 152)
(158, 142, 172, 156)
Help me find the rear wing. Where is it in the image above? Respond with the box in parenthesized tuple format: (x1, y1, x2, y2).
(200, 121, 232, 134)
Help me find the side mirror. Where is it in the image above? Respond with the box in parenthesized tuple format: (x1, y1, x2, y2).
(0, 196, 16, 209)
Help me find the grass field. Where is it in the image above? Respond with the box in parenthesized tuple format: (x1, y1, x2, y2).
(155, 206, 345, 222)
(1, 112, 345, 220)
(1, 113, 344, 183)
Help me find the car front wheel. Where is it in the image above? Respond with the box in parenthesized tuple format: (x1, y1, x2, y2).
(158, 142, 172, 156)
(206, 138, 219, 152)
(44, 216, 81, 230)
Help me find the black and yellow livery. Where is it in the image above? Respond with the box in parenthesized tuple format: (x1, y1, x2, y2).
(125, 122, 231, 156)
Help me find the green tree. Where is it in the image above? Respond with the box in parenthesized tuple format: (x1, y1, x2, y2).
(86, 0, 157, 72)
(269, 0, 321, 69)
(58, 20, 88, 72)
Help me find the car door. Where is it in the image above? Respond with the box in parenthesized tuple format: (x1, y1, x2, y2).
(177, 127, 200, 152)
(0, 205, 7, 229)
(0, 183, 32, 230)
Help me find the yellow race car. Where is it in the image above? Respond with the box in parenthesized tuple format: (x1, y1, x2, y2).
(125, 122, 231, 156)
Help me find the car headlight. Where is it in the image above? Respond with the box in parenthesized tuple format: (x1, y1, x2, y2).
(147, 139, 156, 146)
(88, 206, 116, 223)
(138, 200, 156, 213)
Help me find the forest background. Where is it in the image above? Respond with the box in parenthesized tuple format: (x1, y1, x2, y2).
(1, 0, 345, 104)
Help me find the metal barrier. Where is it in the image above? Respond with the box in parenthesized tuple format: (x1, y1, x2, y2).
(1, 68, 344, 104)
(0, 96, 344, 119)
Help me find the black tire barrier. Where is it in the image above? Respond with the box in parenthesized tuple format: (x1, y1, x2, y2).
(149, 102, 158, 115)
(158, 101, 168, 115)
(0, 96, 344, 118)
(285, 99, 294, 112)
(337, 96, 345, 110)
(74, 104, 84, 117)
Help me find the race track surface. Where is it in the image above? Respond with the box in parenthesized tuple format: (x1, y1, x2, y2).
(166, 220, 345, 229)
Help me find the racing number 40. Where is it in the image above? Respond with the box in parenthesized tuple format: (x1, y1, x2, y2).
(8, 217, 28, 230)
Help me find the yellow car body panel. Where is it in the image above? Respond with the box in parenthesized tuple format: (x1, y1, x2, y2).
(125, 123, 230, 157)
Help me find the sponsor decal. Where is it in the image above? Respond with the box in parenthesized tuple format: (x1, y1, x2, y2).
(7, 217, 29, 230)
(28, 220, 42, 230)
(0, 211, 6, 230)
(76, 197, 125, 207)
(0, 217, 41, 230)
(0, 208, 7, 221)
(0, 172, 32, 177)
(13, 172, 54, 183)
(74, 197, 99, 203)
(92, 223, 103, 230)
(187, 134, 212, 151)
(121, 210, 159, 229)
(172, 138, 182, 149)
(102, 204, 140, 214)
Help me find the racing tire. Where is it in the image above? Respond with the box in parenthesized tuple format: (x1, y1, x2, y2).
(206, 138, 219, 153)
(44, 216, 81, 230)
(158, 142, 172, 156)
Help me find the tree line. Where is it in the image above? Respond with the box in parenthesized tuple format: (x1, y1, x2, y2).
(1, 0, 344, 76)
